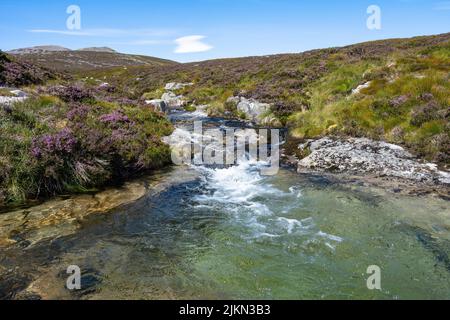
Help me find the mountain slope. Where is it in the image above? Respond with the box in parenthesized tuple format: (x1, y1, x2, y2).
(7, 46, 177, 73)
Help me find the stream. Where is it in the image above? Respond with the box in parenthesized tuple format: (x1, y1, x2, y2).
(0, 111, 450, 300)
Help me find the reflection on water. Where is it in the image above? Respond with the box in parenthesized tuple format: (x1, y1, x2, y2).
(1, 112, 450, 300)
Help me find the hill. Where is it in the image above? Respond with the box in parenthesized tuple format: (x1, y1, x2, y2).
(6, 46, 177, 73)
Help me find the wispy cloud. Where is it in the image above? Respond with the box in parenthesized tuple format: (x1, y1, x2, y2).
(28, 28, 177, 37)
(433, 1, 450, 10)
(174, 35, 213, 53)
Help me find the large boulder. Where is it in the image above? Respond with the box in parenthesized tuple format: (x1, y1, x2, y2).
(230, 97, 271, 124)
(297, 137, 450, 185)
(0, 88, 28, 105)
(161, 92, 186, 110)
(145, 99, 167, 113)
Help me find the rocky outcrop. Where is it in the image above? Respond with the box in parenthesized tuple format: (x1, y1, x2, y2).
(227, 96, 279, 125)
(145, 99, 167, 113)
(145, 82, 190, 113)
(297, 137, 450, 185)
(164, 82, 193, 91)
(161, 92, 186, 110)
(0, 88, 28, 105)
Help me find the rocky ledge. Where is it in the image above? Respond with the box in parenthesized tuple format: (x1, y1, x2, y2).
(297, 137, 450, 186)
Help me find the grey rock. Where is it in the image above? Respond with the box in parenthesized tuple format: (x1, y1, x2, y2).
(0, 89, 28, 105)
(161, 92, 186, 110)
(164, 82, 193, 91)
(145, 99, 167, 113)
(226, 96, 240, 106)
(297, 137, 450, 185)
(229, 96, 271, 124)
(10, 90, 28, 98)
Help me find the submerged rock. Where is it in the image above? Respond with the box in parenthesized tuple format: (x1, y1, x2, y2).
(0, 180, 149, 247)
(297, 137, 450, 185)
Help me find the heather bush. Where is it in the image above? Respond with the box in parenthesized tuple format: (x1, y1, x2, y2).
(47, 84, 94, 103)
(0, 52, 55, 86)
(0, 94, 173, 207)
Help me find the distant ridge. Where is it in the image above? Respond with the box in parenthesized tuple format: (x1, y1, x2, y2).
(7, 45, 118, 55)
(5, 45, 177, 73)
(77, 47, 117, 53)
(7, 45, 71, 54)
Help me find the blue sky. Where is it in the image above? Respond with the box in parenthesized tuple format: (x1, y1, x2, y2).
(0, 0, 449, 62)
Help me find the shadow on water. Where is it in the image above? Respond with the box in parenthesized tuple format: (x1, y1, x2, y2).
(394, 223, 450, 272)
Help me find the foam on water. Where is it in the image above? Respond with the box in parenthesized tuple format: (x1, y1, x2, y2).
(190, 159, 343, 249)
(165, 114, 344, 250)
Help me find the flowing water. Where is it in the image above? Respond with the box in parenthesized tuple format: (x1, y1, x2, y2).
(1, 112, 450, 300)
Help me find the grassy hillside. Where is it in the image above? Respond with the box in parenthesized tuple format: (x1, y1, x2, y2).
(93, 33, 449, 167)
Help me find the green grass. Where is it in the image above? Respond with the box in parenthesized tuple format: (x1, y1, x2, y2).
(0, 88, 15, 97)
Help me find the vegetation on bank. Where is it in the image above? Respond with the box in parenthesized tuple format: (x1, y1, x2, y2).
(0, 83, 173, 207)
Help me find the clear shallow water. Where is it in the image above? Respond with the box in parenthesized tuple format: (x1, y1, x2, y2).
(1, 114, 450, 300)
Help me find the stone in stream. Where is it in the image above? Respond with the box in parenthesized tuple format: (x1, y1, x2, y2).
(297, 137, 450, 185)
(0, 272, 32, 300)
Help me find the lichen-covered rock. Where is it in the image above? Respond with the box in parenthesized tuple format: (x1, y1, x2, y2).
(226, 96, 272, 124)
(237, 97, 271, 123)
(0, 88, 28, 105)
(161, 92, 186, 110)
(297, 137, 450, 185)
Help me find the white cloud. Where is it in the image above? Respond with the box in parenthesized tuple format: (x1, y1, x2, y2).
(174, 35, 213, 53)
